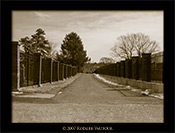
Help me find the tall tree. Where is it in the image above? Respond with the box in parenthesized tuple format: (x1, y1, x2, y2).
(59, 32, 90, 66)
(19, 28, 52, 57)
(133, 33, 159, 57)
(110, 33, 159, 60)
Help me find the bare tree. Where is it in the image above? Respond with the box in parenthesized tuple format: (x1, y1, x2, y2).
(99, 57, 115, 64)
(133, 33, 159, 57)
(110, 33, 159, 60)
(110, 34, 135, 60)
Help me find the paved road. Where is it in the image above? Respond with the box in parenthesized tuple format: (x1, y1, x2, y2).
(12, 74, 163, 123)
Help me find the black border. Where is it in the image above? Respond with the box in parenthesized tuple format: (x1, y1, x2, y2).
(1, 1, 174, 133)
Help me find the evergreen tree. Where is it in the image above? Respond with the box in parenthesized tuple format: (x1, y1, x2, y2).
(60, 32, 90, 66)
(19, 28, 52, 57)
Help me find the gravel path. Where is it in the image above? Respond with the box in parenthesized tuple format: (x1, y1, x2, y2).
(12, 73, 163, 123)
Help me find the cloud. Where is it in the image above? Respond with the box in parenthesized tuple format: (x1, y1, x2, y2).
(12, 11, 163, 62)
(33, 12, 50, 21)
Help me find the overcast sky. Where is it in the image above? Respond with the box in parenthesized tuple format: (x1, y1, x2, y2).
(12, 11, 163, 62)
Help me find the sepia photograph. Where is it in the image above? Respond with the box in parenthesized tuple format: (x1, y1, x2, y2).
(11, 10, 164, 124)
(1, 0, 174, 132)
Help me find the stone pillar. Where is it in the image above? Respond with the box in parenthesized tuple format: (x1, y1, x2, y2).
(64, 64, 66, 79)
(59, 63, 63, 80)
(70, 65, 71, 77)
(125, 59, 132, 79)
(70, 66, 72, 76)
(49, 58, 53, 83)
(66, 65, 68, 78)
(52, 61, 57, 82)
(112, 64, 115, 76)
(72, 66, 75, 76)
(120, 60, 125, 78)
(108, 64, 111, 75)
(69, 65, 71, 77)
(75, 66, 77, 75)
(34, 53, 42, 86)
(142, 53, 151, 82)
(78, 66, 81, 73)
(67, 65, 69, 78)
(12, 41, 20, 91)
(72, 66, 74, 76)
(62, 64, 65, 80)
(110, 64, 114, 76)
(67, 65, 68, 78)
(116, 62, 120, 77)
(131, 56, 139, 80)
(138, 57, 142, 80)
(39, 55, 42, 86)
(57, 61, 59, 81)
(74, 67, 77, 76)
(114, 63, 117, 76)
(73, 67, 75, 76)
